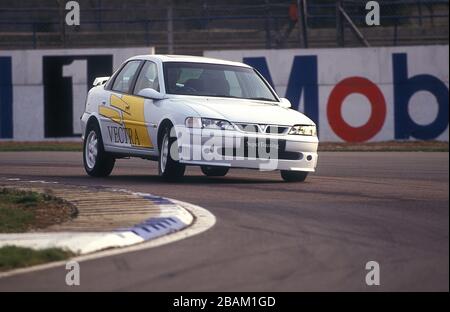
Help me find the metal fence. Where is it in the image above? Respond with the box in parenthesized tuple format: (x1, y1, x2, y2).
(0, 0, 448, 51)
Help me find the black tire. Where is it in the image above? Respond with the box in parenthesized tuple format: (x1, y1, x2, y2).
(158, 125, 185, 180)
(200, 166, 229, 177)
(280, 170, 308, 182)
(83, 122, 115, 177)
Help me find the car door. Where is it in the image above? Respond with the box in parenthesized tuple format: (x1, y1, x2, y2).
(99, 60, 154, 151)
(131, 60, 161, 150)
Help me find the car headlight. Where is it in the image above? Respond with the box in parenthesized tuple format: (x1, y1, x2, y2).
(289, 125, 317, 136)
(185, 117, 235, 131)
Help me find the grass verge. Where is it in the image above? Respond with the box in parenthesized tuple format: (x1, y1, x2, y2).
(0, 141, 82, 152)
(0, 140, 448, 152)
(0, 246, 73, 272)
(319, 141, 448, 152)
(0, 188, 77, 233)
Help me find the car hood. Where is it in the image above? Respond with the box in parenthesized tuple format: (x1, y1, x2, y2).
(168, 96, 315, 126)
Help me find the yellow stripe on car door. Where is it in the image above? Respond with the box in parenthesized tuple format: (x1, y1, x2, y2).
(121, 95, 153, 148)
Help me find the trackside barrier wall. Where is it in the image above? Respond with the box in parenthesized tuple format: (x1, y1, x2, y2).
(205, 46, 449, 142)
(0, 46, 448, 142)
(0, 47, 153, 140)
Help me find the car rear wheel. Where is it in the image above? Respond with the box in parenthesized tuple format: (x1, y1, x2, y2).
(83, 122, 115, 177)
(201, 166, 229, 177)
(158, 126, 185, 180)
(280, 170, 308, 182)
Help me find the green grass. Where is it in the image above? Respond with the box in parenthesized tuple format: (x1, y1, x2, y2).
(0, 188, 76, 233)
(319, 141, 449, 152)
(0, 190, 76, 271)
(0, 189, 41, 232)
(0, 141, 448, 152)
(0, 207, 35, 233)
(0, 246, 73, 271)
(0, 142, 82, 152)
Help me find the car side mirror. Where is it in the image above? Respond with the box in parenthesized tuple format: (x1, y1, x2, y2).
(93, 76, 110, 87)
(138, 88, 165, 100)
(279, 98, 292, 109)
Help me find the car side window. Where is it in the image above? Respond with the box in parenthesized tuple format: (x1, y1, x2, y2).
(134, 61, 160, 95)
(112, 60, 141, 94)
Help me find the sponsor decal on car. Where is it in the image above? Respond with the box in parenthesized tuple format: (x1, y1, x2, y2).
(99, 94, 153, 148)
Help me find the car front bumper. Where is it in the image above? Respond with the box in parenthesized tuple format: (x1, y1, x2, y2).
(177, 128, 319, 172)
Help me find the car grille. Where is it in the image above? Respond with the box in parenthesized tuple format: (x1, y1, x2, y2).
(234, 123, 289, 135)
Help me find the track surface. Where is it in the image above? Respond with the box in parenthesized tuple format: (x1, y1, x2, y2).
(0, 151, 448, 291)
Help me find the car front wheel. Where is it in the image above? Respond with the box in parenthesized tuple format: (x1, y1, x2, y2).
(158, 126, 185, 180)
(280, 170, 308, 182)
(83, 123, 115, 177)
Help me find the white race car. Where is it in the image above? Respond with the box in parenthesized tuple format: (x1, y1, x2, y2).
(81, 55, 318, 182)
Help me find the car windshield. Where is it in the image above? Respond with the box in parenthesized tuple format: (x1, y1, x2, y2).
(163, 62, 278, 102)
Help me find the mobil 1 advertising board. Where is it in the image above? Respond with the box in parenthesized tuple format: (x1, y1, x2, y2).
(205, 46, 449, 142)
(0, 47, 153, 141)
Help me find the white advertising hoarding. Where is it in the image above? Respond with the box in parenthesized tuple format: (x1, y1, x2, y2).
(205, 46, 449, 142)
(0, 47, 154, 140)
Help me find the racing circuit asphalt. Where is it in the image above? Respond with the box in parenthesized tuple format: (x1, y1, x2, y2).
(0, 151, 448, 291)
